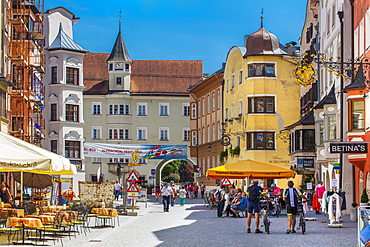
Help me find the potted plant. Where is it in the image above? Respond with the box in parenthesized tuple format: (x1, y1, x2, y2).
(360, 189, 369, 206)
(350, 202, 358, 222)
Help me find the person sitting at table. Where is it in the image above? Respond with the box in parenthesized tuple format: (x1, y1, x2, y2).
(0, 182, 12, 203)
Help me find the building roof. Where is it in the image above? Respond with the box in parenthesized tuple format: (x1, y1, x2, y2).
(314, 85, 336, 109)
(106, 30, 132, 62)
(285, 110, 315, 130)
(344, 63, 367, 91)
(244, 27, 286, 57)
(47, 23, 87, 53)
(83, 53, 203, 96)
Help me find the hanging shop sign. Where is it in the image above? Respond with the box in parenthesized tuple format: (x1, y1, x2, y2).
(329, 142, 368, 154)
(293, 55, 317, 87)
(297, 159, 315, 168)
(84, 143, 187, 159)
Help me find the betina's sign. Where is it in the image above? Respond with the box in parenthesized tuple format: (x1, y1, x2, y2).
(329, 142, 368, 154)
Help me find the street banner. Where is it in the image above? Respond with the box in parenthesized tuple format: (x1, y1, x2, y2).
(84, 143, 187, 159)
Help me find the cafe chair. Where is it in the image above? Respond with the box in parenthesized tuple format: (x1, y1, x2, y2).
(42, 213, 65, 246)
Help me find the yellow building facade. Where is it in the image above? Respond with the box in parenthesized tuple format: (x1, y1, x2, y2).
(222, 27, 301, 190)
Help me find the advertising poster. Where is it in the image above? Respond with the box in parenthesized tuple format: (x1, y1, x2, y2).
(358, 206, 370, 246)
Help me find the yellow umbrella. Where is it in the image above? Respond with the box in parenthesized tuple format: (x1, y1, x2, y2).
(206, 159, 295, 179)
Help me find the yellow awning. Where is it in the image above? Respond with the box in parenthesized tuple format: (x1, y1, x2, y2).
(206, 159, 295, 179)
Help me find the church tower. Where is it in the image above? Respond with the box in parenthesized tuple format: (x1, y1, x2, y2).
(107, 25, 132, 92)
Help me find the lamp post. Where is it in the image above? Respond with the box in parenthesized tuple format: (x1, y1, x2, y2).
(338, 10, 344, 190)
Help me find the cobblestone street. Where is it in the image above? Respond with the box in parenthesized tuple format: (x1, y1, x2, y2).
(53, 196, 357, 247)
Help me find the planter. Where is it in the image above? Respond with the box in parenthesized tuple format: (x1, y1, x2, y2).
(350, 208, 357, 222)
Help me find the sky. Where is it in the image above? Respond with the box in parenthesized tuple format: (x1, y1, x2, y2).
(45, 0, 308, 74)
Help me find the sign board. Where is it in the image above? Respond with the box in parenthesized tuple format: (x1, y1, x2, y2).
(195, 167, 201, 173)
(297, 159, 315, 168)
(306, 182, 313, 190)
(127, 170, 140, 182)
(220, 178, 231, 186)
(331, 179, 338, 188)
(148, 176, 153, 180)
(127, 192, 139, 198)
(330, 142, 368, 153)
(127, 183, 140, 193)
(151, 169, 156, 175)
(84, 143, 188, 160)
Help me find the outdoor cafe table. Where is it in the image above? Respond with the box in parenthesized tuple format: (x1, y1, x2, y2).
(91, 208, 118, 217)
(26, 215, 55, 225)
(1, 208, 24, 217)
(41, 211, 77, 222)
(7, 217, 43, 245)
(42, 206, 69, 212)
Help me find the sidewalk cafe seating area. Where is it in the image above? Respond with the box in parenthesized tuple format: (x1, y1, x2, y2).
(0, 201, 121, 245)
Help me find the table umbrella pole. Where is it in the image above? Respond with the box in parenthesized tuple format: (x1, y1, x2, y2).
(20, 171, 23, 203)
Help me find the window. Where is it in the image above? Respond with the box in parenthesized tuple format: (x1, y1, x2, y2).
(109, 63, 113, 71)
(212, 93, 215, 111)
(92, 127, 102, 139)
(11, 116, 23, 131)
(159, 103, 169, 116)
(318, 123, 324, 145)
(202, 98, 205, 115)
(0, 89, 5, 118)
(51, 140, 57, 154)
(231, 74, 235, 88)
(238, 100, 243, 116)
(50, 104, 57, 121)
(217, 90, 221, 109)
(51, 66, 57, 84)
(207, 126, 210, 142)
(191, 103, 196, 119)
(65, 141, 80, 158)
(92, 103, 101, 115)
(239, 70, 243, 84)
(183, 103, 190, 116)
(183, 128, 190, 141)
(231, 102, 234, 119)
(248, 96, 275, 113)
(327, 115, 337, 140)
(349, 100, 365, 131)
(207, 95, 210, 113)
(191, 131, 197, 146)
(125, 64, 130, 71)
(202, 127, 205, 144)
(248, 63, 275, 77)
(66, 67, 79, 85)
(108, 129, 130, 139)
(247, 132, 275, 150)
(293, 129, 315, 152)
(137, 127, 147, 140)
(109, 104, 129, 115)
(212, 124, 216, 141)
(109, 158, 129, 163)
(159, 128, 169, 141)
(116, 77, 122, 85)
(226, 79, 229, 92)
(66, 104, 79, 122)
(137, 103, 147, 116)
(217, 122, 221, 140)
(225, 108, 229, 121)
(197, 101, 201, 118)
(92, 157, 101, 163)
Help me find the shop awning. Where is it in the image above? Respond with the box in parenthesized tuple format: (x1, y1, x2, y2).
(0, 132, 76, 175)
(206, 159, 295, 179)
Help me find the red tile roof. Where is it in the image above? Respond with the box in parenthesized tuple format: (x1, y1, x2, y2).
(83, 53, 203, 95)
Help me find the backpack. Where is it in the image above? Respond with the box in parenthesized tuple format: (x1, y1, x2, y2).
(247, 185, 260, 202)
(215, 190, 223, 201)
(284, 188, 299, 207)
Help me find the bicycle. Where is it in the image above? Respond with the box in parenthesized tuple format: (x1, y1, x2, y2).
(260, 200, 271, 234)
(296, 201, 306, 234)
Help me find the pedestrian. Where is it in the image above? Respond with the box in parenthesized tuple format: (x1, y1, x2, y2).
(216, 185, 226, 217)
(283, 181, 308, 234)
(0, 182, 11, 203)
(193, 184, 199, 198)
(161, 183, 172, 212)
(200, 182, 206, 199)
(155, 185, 161, 201)
(246, 180, 273, 233)
(187, 183, 193, 199)
(170, 184, 177, 206)
(114, 181, 121, 201)
(178, 186, 187, 206)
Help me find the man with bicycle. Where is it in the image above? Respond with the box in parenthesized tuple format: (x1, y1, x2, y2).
(283, 181, 308, 234)
(246, 180, 273, 233)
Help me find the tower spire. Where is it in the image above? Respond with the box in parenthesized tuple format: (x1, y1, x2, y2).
(260, 8, 264, 28)
(119, 9, 122, 32)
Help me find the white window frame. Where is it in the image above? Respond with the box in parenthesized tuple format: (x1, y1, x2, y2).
(207, 126, 210, 142)
(137, 103, 147, 116)
(92, 102, 102, 115)
(191, 131, 197, 146)
(225, 107, 229, 121)
(217, 90, 221, 109)
(137, 127, 147, 140)
(231, 102, 234, 119)
(183, 128, 190, 141)
(159, 127, 169, 141)
(212, 124, 215, 142)
(108, 104, 130, 115)
(207, 95, 210, 114)
(92, 157, 101, 163)
(238, 99, 243, 116)
(202, 98, 205, 116)
(108, 128, 130, 140)
(217, 122, 221, 140)
(325, 114, 337, 141)
(182, 103, 190, 116)
(191, 103, 197, 119)
(212, 92, 215, 111)
(239, 70, 243, 84)
(159, 103, 169, 116)
(92, 126, 102, 140)
(226, 79, 229, 92)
